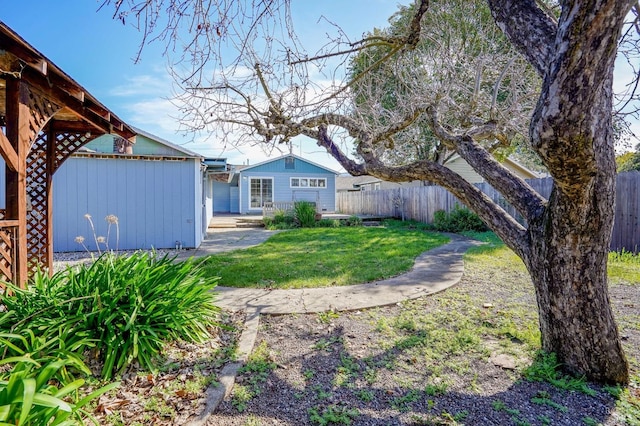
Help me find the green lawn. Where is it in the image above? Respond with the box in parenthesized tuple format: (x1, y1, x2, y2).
(199, 227, 449, 288)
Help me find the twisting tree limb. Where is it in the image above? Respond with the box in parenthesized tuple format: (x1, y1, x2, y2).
(487, 0, 556, 76)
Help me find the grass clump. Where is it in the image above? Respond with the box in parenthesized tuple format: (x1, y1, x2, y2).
(201, 227, 448, 288)
(263, 202, 319, 229)
(342, 215, 363, 227)
(608, 249, 640, 285)
(1, 252, 221, 380)
(232, 341, 277, 412)
(308, 404, 359, 425)
(382, 218, 434, 231)
(523, 352, 596, 395)
(263, 210, 296, 229)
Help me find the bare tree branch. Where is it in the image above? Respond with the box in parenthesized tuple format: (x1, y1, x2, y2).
(487, 0, 556, 76)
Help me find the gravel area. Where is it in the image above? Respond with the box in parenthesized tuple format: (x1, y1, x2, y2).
(205, 267, 639, 425)
(52, 249, 185, 271)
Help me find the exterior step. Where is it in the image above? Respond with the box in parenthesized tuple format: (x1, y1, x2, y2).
(236, 221, 264, 228)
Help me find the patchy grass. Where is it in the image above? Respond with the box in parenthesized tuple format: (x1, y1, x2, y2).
(209, 230, 639, 425)
(200, 227, 449, 288)
(609, 249, 640, 285)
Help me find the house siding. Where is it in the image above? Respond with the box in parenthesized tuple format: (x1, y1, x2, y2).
(239, 170, 336, 213)
(51, 156, 200, 251)
(444, 157, 486, 183)
(230, 187, 240, 213)
(213, 180, 232, 213)
(203, 176, 214, 231)
(242, 157, 328, 174)
(444, 157, 538, 183)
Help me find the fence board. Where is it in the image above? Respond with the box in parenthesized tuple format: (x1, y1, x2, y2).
(336, 173, 640, 252)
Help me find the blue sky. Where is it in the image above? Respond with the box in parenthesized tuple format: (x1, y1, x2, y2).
(2, 2, 638, 170)
(2, 1, 400, 170)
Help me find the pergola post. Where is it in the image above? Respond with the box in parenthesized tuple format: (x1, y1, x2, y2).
(4, 79, 30, 287)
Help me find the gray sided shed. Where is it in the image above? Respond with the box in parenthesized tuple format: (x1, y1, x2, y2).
(51, 130, 208, 252)
(237, 155, 338, 214)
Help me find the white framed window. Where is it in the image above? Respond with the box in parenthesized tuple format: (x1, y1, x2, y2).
(290, 177, 327, 188)
(250, 177, 273, 209)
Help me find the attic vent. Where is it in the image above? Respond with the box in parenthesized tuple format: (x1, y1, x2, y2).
(285, 157, 295, 169)
(113, 137, 133, 154)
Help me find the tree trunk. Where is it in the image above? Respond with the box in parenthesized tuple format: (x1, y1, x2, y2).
(488, 0, 632, 384)
(525, 181, 629, 383)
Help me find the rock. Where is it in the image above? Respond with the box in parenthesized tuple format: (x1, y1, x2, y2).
(489, 353, 517, 370)
(483, 303, 494, 308)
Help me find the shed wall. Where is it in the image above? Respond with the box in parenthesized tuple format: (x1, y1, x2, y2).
(51, 157, 200, 251)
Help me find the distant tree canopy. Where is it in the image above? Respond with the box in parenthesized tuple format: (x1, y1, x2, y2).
(617, 144, 640, 172)
(347, 0, 541, 169)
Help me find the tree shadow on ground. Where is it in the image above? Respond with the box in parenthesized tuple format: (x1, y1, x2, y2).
(209, 319, 621, 426)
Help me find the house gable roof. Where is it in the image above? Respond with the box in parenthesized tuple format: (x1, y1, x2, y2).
(78, 128, 204, 160)
(131, 127, 203, 158)
(445, 154, 543, 179)
(239, 154, 339, 175)
(336, 175, 382, 191)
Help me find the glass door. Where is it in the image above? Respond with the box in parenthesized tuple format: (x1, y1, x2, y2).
(250, 178, 273, 208)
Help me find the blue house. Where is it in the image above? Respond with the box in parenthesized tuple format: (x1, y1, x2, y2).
(210, 154, 338, 215)
(49, 128, 211, 252)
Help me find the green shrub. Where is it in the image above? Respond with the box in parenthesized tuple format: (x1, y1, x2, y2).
(316, 219, 341, 228)
(432, 206, 487, 232)
(264, 210, 296, 230)
(294, 201, 317, 228)
(2, 252, 221, 380)
(0, 332, 118, 425)
(343, 215, 363, 227)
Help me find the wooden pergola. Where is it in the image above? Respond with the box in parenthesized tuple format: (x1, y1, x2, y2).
(0, 22, 135, 287)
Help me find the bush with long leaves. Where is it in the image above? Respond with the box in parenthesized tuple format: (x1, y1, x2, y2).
(1, 252, 221, 380)
(0, 331, 119, 425)
(293, 201, 317, 228)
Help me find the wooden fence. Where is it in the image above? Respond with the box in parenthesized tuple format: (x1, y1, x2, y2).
(337, 172, 640, 252)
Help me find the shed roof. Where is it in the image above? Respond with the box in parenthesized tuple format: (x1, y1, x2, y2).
(131, 126, 203, 158)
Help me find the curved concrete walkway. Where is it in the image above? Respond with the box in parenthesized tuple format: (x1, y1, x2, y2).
(214, 234, 478, 314)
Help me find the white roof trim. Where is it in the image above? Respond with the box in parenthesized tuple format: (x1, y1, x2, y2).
(240, 154, 339, 175)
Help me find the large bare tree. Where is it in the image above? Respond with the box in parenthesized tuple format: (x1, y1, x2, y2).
(103, 0, 639, 383)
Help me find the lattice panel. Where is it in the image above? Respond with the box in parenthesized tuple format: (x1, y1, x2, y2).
(52, 132, 96, 172)
(26, 132, 49, 273)
(25, 87, 60, 146)
(25, 130, 98, 275)
(0, 227, 17, 283)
